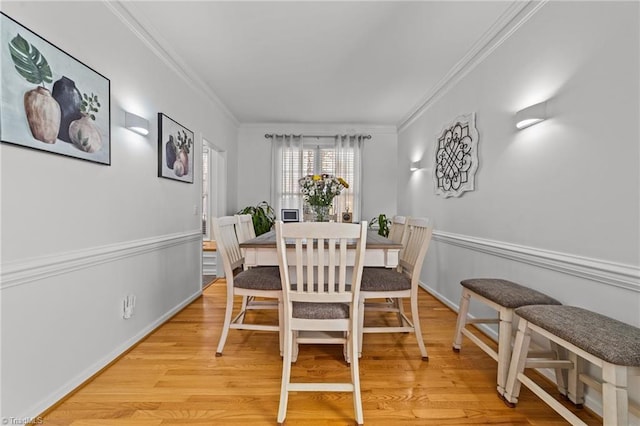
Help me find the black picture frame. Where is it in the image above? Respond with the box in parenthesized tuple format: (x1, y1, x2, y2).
(157, 113, 194, 183)
(0, 12, 111, 165)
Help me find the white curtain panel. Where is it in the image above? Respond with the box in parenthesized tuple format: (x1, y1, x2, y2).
(271, 134, 304, 219)
(271, 134, 364, 222)
(334, 135, 363, 222)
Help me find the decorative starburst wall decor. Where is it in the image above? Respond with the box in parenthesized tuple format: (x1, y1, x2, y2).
(433, 113, 479, 198)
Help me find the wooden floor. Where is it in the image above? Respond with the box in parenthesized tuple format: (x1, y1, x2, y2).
(41, 280, 601, 425)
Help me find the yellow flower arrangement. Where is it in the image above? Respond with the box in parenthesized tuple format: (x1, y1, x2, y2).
(299, 174, 348, 207)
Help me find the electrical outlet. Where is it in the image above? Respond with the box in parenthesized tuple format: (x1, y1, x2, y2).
(123, 294, 136, 319)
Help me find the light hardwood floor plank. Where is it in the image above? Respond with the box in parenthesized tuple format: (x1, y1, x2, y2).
(39, 279, 601, 425)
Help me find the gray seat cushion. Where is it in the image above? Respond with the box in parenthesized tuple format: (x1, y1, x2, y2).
(361, 267, 411, 291)
(293, 302, 349, 319)
(234, 266, 281, 290)
(461, 278, 560, 308)
(515, 305, 640, 367)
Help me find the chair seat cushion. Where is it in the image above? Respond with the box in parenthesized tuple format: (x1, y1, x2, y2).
(461, 278, 560, 308)
(515, 305, 640, 367)
(234, 266, 281, 290)
(361, 267, 411, 291)
(293, 302, 349, 319)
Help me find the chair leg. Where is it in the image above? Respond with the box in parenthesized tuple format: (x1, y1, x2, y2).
(278, 298, 284, 357)
(410, 292, 428, 360)
(358, 295, 365, 358)
(550, 342, 568, 397)
(602, 363, 629, 426)
(567, 351, 585, 406)
(394, 297, 406, 327)
(350, 329, 364, 425)
(238, 295, 249, 323)
(343, 331, 350, 364)
(496, 307, 513, 396)
(292, 330, 299, 363)
(503, 319, 532, 405)
(277, 324, 293, 424)
(453, 289, 471, 351)
(215, 289, 235, 356)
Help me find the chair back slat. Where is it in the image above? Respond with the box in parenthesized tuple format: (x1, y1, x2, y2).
(388, 215, 408, 244)
(276, 221, 367, 304)
(235, 214, 256, 243)
(399, 217, 433, 279)
(338, 239, 348, 293)
(211, 216, 245, 275)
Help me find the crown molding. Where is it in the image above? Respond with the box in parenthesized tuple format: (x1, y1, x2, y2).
(397, 0, 548, 133)
(104, 0, 239, 127)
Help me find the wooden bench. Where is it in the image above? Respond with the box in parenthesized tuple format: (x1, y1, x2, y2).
(504, 305, 640, 425)
(453, 278, 563, 396)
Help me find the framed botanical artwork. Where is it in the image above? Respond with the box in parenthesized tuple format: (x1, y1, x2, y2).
(0, 12, 111, 165)
(433, 113, 479, 198)
(157, 113, 194, 183)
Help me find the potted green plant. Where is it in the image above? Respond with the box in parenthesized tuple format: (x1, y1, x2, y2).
(369, 213, 391, 237)
(237, 201, 276, 236)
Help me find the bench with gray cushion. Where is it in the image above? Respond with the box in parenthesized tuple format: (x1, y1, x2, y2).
(504, 305, 640, 425)
(453, 278, 562, 396)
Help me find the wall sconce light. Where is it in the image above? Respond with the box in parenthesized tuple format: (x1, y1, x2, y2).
(410, 160, 422, 172)
(125, 111, 149, 135)
(515, 101, 547, 130)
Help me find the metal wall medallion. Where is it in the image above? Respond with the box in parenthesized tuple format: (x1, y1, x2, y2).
(433, 113, 479, 198)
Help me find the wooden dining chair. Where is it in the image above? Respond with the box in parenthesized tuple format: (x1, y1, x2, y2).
(211, 216, 282, 356)
(387, 215, 408, 244)
(361, 215, 408, 329)
(358, 217, 433, 360)
(275, 221, 368, 426)
(235, 213, 256, 244)
(235, 213, 259, 315)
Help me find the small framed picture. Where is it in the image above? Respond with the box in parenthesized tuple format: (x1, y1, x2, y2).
(157, 113, 194, 183)
(1, 12, 111, 165)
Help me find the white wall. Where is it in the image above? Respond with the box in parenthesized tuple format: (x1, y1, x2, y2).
(398, 1, 639, 418)
(237, 123, 398, 223)
(0, 1, 238, 418)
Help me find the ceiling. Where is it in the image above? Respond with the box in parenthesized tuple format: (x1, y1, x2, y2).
(122, 1, 514, 127)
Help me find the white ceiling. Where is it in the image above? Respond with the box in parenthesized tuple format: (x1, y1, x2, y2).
(122, 1, 515, 127)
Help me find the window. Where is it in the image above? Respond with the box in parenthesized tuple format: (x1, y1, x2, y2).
(272, 135, 363, 222)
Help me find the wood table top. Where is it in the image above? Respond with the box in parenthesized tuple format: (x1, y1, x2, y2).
(239, 230, 402, 250)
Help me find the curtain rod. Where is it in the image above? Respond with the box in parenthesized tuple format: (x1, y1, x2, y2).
(264, 133, 371, 140)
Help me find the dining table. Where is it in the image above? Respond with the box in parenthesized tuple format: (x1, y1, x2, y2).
(239, 229, 402, 268)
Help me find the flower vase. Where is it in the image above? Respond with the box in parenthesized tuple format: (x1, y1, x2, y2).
(311, 205, 330, 222)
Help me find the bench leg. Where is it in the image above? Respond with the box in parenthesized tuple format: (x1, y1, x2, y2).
(503, 319, 532, 405)
(452, 289, 471, 351)
(550, 342, 568, 397)
(496, 306, 513, 396)
(567, 351, 585, 406)
(602, 363, 628, 426)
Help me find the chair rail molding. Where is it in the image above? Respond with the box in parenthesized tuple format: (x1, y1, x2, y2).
(1, 230, 203, 290)
(433, 230, 640, 293)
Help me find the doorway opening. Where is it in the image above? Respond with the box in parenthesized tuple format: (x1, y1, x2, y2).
(202, 138, 227, 287)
